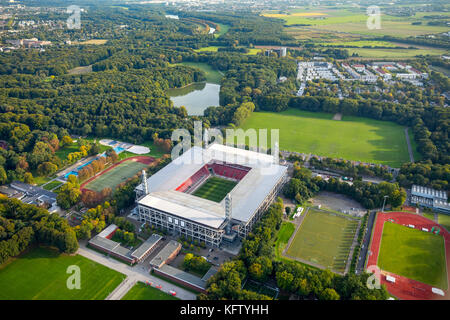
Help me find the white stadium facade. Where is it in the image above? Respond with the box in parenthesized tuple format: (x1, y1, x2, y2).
(135, 144, 288, 247)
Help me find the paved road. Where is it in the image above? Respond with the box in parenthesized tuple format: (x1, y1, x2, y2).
(77, 245, 197, 300)
(404, 127, 415, 163)
(356, 211, 376, 274)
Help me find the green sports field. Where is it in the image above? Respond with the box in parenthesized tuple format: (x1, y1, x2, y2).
(378, 222, 447, 290)
(438, 214, 450, 232)
(121, 281, 179, 300)
(192, 176, 237, 202)
(286, 209, 359, 273)
(240, 109, 415, 167)
(84, 159, 149, 192)
(0, 247, 126, 300)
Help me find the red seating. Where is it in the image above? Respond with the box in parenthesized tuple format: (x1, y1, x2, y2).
(176, 162, 251, 193)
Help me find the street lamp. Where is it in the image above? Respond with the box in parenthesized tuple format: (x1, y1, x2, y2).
(382, 195, 388, 212)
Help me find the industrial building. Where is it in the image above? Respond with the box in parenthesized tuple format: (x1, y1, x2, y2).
(88, 224, 163, 264)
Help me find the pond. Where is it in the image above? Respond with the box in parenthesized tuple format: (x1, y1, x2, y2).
(168, 82, 220, 116)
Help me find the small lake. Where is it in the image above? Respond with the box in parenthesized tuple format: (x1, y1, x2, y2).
(168, 82, 220, 116)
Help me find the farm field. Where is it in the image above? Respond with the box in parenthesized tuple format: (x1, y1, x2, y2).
(262, 8, 449, 37)
(83, 157, 151, 192)
(345, 47, 448, 59)
(240, 109, 414, 167)
(192, 176, 237, 203)
(0, 247, 125, 300)
(121, 282, 179, 300)
(378, 222, 447, 290)
(285, 209, 358, 273)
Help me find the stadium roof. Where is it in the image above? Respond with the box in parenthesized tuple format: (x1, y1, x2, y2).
(137, 144, 287, 228)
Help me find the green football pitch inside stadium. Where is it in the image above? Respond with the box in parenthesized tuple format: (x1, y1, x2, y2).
(378, 222, 448, 290)
(239, 109, 419, 168)
(286, 209, 359, 273)
(0, 247, 125, 300)
(84, 159, 149, 192)
(192, 176, 238, 202)
(121, 281, 179, 300)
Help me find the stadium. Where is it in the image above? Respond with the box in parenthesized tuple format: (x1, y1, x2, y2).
(135, 144, 288, 247)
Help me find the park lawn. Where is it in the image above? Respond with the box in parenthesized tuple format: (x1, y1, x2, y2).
(194, 46, 222, 52)
(193, 177, 237, 203)
(214, 23, 230, 38)
(122, 282, 179, 300)
(0, 247, 125, 300)
(55, 143, 80, 161)
(42, 180, 63, 191)
(178, 62, 223, 84)
(378, 222, 447, 290)
(240, 109, 413, 167)
(286, 209, 358, 273)
(84, 159, 150, 192)
(118, 140, 166, 161)
(438, 214, 450, 232)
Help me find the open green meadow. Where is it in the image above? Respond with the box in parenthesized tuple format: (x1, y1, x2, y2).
(240, 109, 413, 167)
(0, 247, 125, 300)
(84, 159, 149, 192)
(214, 23, 230, 38)
(378, 222, 447, 290)
(177, 62, 223, 84)
(286, 209, 358, 273)
(192, 176, 237, 203)
(121, 281, 179, 300)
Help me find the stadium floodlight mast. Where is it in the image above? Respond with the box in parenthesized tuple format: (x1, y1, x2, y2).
(382, 195, 388, 212)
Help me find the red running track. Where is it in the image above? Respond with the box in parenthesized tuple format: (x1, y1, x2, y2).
(80, 156, 155, 192)
(366, 211, 449, 300)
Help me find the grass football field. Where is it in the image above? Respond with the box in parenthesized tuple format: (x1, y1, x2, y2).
(286, 209, 359, 273)
(192, 176, 237, 202)
(0, 247, 125, 300)
(438, 214, 450, 233)
(121, 282, 179, 300)
(85, 159, 149, 192)
(240, 109, 414, 167)
(378, 223, 447, 290)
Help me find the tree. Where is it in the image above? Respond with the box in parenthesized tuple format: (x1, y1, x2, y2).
(320, 288, 340, 300)
(0, 166, 7, 184)
(23, 172, 34, 184)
